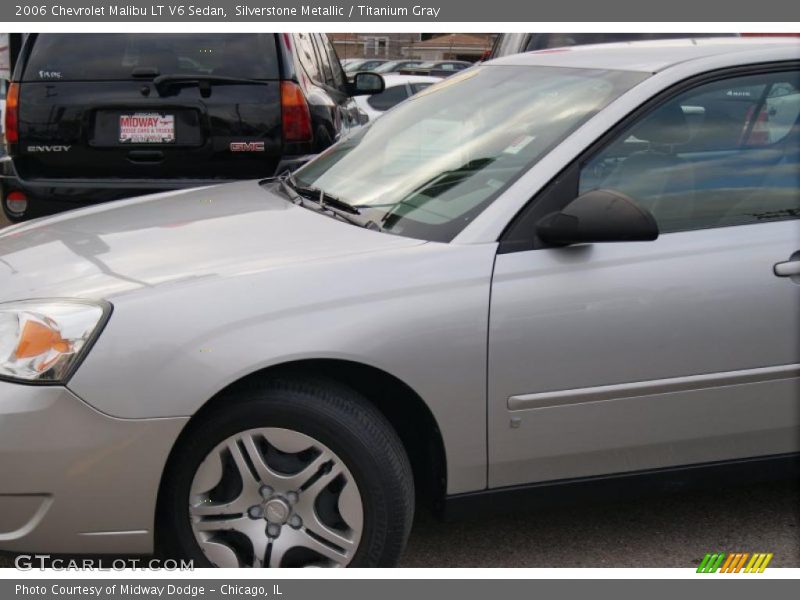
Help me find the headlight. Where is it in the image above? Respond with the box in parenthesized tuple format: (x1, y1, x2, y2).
(0, 300, 110, 384)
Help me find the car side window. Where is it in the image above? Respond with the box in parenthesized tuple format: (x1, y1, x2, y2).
(318, 34, 347, 90)
(367, 85, 410, 111)
(312, 34, 336, 88)
(294, 33, 322, 83)
(579, 70, 800, 233)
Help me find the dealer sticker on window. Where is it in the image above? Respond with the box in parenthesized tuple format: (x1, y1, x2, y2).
(502, 134, 536, 155)
(119, 113, 176, 144)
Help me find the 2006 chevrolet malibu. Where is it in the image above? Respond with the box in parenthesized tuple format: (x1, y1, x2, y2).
(1, 39, 799, 568)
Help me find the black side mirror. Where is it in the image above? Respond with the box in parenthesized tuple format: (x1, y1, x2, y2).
(347, 72, 385, 96)
(536, 189, 659, 246)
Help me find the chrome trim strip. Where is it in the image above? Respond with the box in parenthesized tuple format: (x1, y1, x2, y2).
(508, 364, 800, 411)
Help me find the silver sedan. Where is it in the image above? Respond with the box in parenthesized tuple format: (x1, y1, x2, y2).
(0, 38, 798, 567)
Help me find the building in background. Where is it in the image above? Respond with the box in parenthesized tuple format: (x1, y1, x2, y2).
(0, 34, 10, 82)
(0, 33, 10, 155)
(406, 34, 495, 61)
(329, 33, 423, 60)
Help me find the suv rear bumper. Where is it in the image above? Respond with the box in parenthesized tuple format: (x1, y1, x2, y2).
(0, 155, 314, 221)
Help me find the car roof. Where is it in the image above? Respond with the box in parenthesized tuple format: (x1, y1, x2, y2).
(380, 74, 442, 85)
(490, 37, 800, 73)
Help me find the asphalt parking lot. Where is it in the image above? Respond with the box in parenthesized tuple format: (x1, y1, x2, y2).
(400, 480, 799, 568)
(0, 480, 797, 568)
(0, 214, 797, 569)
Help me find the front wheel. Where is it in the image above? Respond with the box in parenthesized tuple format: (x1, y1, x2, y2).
(159, 378, 415, 567)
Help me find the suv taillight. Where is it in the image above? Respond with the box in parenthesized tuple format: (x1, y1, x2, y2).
(4, 82, 19, 144)
(281, 81, 312, 143)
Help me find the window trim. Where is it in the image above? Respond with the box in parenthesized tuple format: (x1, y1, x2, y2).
(498, 60, 800, 254)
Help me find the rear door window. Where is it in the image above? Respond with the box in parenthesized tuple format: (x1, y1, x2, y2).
(23, 34, 279, 81)
(294, 33, 322, 83)
(317, 34, 347, 89)
(312, 34, 336, 88)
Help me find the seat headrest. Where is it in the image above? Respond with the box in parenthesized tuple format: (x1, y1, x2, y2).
(635, 102, 691, 145)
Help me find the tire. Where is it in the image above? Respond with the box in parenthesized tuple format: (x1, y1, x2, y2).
(158, 376, 415, 568)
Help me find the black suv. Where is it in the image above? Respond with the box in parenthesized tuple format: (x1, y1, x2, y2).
(1, 33, 382, 221)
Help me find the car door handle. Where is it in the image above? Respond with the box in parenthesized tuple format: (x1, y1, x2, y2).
(774, 259, 800, 277)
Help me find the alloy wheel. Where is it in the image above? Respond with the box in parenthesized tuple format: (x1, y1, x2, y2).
(189, 427, 364, 567)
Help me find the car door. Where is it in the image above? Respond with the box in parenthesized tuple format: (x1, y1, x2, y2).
(488, 66, 800, 489)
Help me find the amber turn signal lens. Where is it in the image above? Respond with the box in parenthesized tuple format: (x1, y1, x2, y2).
(15, 320, 72, 359)
(0, 301, 105, 383)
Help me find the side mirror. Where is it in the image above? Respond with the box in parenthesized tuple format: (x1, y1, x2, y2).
(536, 189, 659, 246)
(347, 72, 385, 96)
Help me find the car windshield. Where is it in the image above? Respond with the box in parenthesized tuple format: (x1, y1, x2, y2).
(293, 65, 647, 242)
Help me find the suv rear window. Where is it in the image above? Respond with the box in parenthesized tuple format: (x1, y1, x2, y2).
(23, 34, 279, 81)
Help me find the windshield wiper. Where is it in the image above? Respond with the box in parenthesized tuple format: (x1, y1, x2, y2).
(279, 172, 361, 215)
(273, 172, 383, 231)
(277, 177, 303, 206)
(152, 74, 270, 97)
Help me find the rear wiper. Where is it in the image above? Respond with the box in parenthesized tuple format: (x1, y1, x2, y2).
(152, 74, 270, 98)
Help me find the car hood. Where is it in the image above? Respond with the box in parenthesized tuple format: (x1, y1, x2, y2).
(0, 180, 424, 302)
